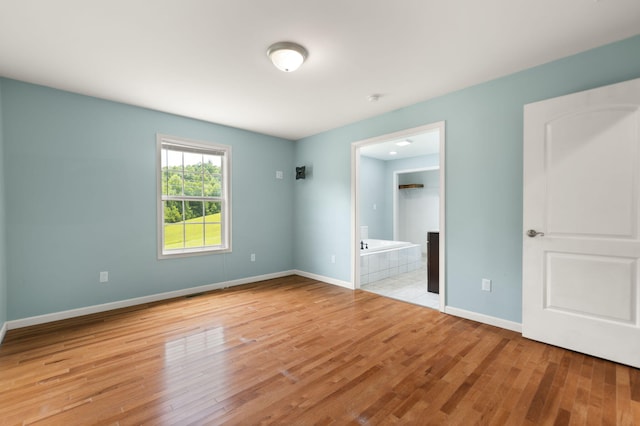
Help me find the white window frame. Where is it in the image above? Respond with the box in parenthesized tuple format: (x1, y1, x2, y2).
(156, 134, 232, 259)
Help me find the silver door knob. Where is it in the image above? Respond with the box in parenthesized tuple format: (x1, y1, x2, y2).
(526, 229, 545, 238)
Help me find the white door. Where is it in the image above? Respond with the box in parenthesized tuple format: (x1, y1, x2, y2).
(523, 77, 640, 368)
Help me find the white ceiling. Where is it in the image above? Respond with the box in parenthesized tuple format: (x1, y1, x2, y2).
(0, 1, 639, 141)
(361, 130, 440, 161)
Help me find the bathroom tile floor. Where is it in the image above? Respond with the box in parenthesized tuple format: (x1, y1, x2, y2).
(360, 258, 440, 310)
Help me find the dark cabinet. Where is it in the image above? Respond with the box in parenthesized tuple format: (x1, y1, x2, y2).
(427, 232, 439, 293)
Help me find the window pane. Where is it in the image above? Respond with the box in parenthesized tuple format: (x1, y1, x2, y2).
(185, 201, 204, 222)
(204, 202, 221, 220)
(164, 200, 184, 224)
(184, 152, 202, 169)
(161, 149, 168, 168)
(183, 173, 203, 197)
(162, 170, 169, 196)
(204, 173, 222, 197)
(167, 150, 183, 168)
(185, 224, 204, 248)
(167, 172, 183, 196)
(205, 223, 222, 246)
(164, 224, 184, 249)
(203, 154, 222, 169)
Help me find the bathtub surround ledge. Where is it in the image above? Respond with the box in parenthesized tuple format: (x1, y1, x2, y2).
(360, 240, 422, 285)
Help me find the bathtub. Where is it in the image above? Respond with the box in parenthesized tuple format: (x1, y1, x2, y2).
(360, 239, 422, 285)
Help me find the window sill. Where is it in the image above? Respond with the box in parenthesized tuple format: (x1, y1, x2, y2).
(158, 246, 231, 259)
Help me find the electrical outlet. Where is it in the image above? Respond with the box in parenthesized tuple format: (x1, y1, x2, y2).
(482, 278, 491, 292)
(275, 170, 283, 179)
(251, 253, 256, 262)
(331, 254, 336, 264)
(100, 271, 109, 283)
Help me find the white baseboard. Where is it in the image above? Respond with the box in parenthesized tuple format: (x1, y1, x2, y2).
(444, 306, 522, 333)
(293, 270, 354, 290)
(0, 321, 7, 344)
(7, 270, 296, 330)
(4, 271, 521, 337)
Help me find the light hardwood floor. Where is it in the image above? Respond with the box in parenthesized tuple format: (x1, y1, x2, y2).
(1, 275, 639, 425)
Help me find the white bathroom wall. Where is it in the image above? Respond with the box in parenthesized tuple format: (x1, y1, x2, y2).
(397, 170, 440, 254)
(384, 154, 439, 240)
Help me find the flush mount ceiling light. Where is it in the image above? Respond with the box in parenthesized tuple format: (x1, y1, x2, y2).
(389, 151, 398, 156)
(267, 42, 308, 72)
(395, 139, 412, 147)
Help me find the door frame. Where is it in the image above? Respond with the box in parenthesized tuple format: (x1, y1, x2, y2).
(350, 121, 446, 311)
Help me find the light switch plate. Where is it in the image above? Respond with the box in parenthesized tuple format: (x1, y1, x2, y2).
(482, 278, 491, 292)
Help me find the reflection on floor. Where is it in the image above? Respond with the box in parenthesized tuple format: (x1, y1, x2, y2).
(360, 258, 440, 310)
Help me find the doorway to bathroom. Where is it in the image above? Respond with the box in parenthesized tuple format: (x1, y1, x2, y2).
(351, 122, 445, 311)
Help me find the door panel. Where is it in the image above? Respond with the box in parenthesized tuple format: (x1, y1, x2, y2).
(523, 77, 640, 368)
(545, 252, 635, 323)
(546, 108, 639, 238)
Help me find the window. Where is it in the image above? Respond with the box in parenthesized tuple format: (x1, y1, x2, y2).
(157, 134, 231, 258)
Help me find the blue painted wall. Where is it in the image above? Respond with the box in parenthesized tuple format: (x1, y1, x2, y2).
(293, 129, 352, 281)
(359, 156, 387, 240)
(1, 79, 295, 320)
(294, 35, 640, 323)
(0, 82, 7, 327)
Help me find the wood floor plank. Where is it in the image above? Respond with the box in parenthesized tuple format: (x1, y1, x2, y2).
(539, 352, 572, 425)
(526, 361, 559, 422)
(570, 355, 595, 426)
(615, 364, 634, 426)
(588, 359, 606, 425)
(630, 367, 640, 402)
(0, 275, 637, 425)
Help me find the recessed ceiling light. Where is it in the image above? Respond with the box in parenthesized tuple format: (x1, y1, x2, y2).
(267, 42, 308, 72)
(395, 140, 412, 147)
(367, 94, 381, 102)
(389, 151, 398, 155)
